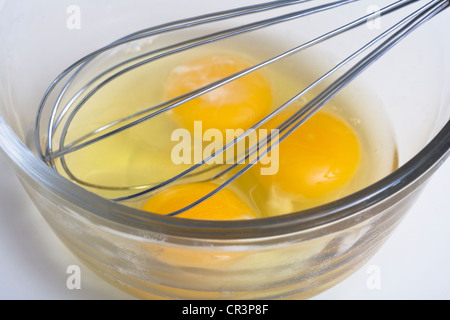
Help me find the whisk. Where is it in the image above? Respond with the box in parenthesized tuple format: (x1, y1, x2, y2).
(35, 0, 449, 217)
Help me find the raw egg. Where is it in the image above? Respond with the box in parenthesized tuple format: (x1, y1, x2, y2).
(142, 182, 258, 220)
(254, 110, 361, 202)
(165, 54, 273, 133)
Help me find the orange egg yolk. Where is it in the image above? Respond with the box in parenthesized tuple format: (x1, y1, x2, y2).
(165, 54, 273, 133)
(255, 110, 361, 200)
(142, 182, 257, 220)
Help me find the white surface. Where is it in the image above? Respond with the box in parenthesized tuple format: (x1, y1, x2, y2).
(0, 152, 449, 300)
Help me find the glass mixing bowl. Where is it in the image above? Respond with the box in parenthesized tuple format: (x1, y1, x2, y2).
(0, 0, 449, 299)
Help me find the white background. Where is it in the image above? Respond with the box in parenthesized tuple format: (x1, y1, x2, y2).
(0, 152, 449, 300)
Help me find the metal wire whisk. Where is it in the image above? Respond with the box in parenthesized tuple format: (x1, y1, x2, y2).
(35, 0, 449, 216)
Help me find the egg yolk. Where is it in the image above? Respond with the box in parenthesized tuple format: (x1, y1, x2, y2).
(142, 182, 257, 220)
(165, 54, 273, 133)
(255, 110, 361, 200)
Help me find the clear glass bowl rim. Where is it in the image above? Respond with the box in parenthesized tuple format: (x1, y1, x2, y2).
(1, 110, 449, 240)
